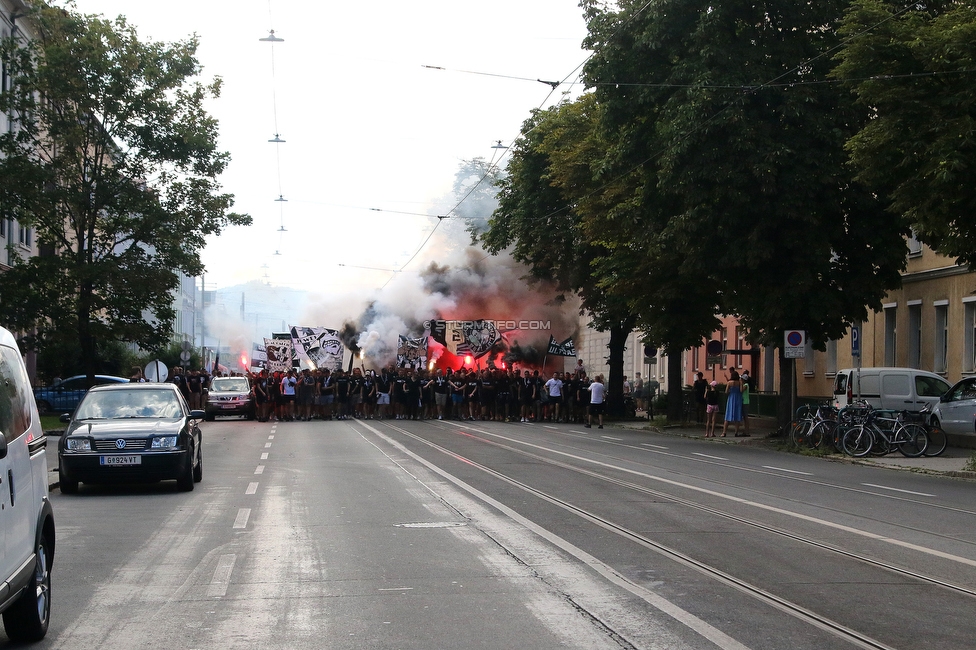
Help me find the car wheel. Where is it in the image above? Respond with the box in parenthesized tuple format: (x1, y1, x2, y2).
(2, 528, 52, 642)
(193, 445, 203, 483)
(58, 467, 79, 494)
(177, 449, 195, 492)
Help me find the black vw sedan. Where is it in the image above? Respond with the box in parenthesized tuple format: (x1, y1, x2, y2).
(58, 383, 204, 493)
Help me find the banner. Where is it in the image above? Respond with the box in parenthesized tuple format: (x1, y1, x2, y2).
(250, 343, 267, 371)
(289, 326, 344, 371)
(396, 335, 429, 369)
(546, 335, 576, 357)
(263, 337, 294, 372)
(426, 319, 501, 359)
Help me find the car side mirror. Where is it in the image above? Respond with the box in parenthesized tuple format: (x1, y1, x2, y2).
(59, 413, 72, 423)
(0, 436, 7, 459)
(189, 409, 206, 420)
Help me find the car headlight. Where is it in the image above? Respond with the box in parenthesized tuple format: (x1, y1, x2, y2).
(152, 436, 179, 449)
(65, 438, 91, 451)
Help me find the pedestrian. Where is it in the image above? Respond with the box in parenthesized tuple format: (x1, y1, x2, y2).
(704, 381, 720, 437)
(693, 372, 707, 423)
(722, 369, 745, 437)
(584, 374, 606, 429)
(740, 372, 751, 435)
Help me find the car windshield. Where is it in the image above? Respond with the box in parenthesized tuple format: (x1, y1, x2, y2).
(212, 378, 248, 392)
(75, 389, 183, 420)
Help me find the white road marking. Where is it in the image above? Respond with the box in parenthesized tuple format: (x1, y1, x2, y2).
(454, 427, 976, 570)
(245, 482, 259, 495)
(763, 466, 813, 476)
(641, 443, 668, 449)
(255, 465, 265, 475)
(268, 435, 275, 439)
(264, 442, 272, 448)
(377, 587, 414, 591)
(570, 430, 587, 434)
(601, 436, 623, 441)
(260, 452, 269, 460)
(232, 508, 250, 529)
(862, 483, 935, 497)
(544, 425, 559, 430)
(360, 421, 751, 650)
(206, 554, 236, 597)
(693, 452, 727, 461)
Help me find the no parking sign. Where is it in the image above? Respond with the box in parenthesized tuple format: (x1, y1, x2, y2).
(784, 330, 806, 359)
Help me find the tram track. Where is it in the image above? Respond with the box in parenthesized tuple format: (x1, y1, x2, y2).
(372, 420, 976, 650)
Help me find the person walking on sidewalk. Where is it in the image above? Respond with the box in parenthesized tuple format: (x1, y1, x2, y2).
(584, 374, 606, 429)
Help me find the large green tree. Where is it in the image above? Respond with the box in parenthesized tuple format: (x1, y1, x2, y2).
(0, 3, 249, 379)
(834, 0, 976, 265)
(482, 98, 636, 415)
(582, 0, 908, 423)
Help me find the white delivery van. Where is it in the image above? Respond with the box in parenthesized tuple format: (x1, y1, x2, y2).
(832, 367, 951, 412)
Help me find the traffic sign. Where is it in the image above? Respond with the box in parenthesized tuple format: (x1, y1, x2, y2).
(144, 360, 169, 382)
(851, 325, 860, 357)
(180, 350, 192, 362)
(784, 330, 806, 359)
(705, 340, 723, 356)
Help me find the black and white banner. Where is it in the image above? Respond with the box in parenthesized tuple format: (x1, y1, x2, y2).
(547, 335, 576, 357)
(425, 319, 501, 359)
(263, 338, 293, 372)
(290, 326, 344, 371)
(396, 335, 429, 369)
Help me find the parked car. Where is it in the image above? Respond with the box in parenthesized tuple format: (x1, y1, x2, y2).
(205, 376, 254, 421)
(832, 367, 950, 412)
(929, 377, 976, 436)
(58, 383, 204, 493)
(0, 326, 55, 642)
(33, 374, 129, 414)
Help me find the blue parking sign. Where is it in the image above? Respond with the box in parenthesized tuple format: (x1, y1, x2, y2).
(851, 325, 860, 357)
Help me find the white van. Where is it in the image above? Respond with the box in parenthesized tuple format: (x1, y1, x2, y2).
(832, 367, 951, 412)
(0, 326, 55, 641)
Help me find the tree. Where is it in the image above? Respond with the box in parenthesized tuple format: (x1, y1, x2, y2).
(833, 0, 976, 266)
(582, 0, 908, 424)
(0, 3, 249, 378)
(482, 98, 636, 415)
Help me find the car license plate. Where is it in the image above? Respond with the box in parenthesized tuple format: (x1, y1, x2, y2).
(221, 404, 237, 409)
(100, 455, 141, 466)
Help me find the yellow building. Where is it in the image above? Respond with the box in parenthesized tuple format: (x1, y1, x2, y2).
(798, 238, 974, 399)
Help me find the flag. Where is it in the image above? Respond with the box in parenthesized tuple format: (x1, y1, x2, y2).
(427, 319, 501, 359)
(547, 335, 576, 357)
(396, 335, 429, 369)
(263, 337, 294, 372)
(289, 326, 344, 371)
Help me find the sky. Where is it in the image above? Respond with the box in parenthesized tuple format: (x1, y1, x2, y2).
(73, 0, 592, 299)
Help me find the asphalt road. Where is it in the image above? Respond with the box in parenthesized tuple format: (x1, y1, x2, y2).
(18, 417, 976, 649)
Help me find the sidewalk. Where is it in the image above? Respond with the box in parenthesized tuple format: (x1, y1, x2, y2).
(614, 416, 976, 480)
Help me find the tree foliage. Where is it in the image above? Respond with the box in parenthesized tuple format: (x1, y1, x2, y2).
(833, 0, 976, 266)
(0, 3, 249, 376)
(583, 0, 907, 352)
(482, 98, 636, 412)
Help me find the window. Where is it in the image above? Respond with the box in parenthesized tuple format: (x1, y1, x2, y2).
(934, 303, 948, 374)
(907, 230, 923, 257)
(825, 339, 837, 375)
(721, 327, 728, 369)
(693, 344, 700, 371)
(965, 301, 976, 373)
(0, 345, 33, 443)
(916, 375, 950, 398)
(0, 217, 5, 239)
(884, 305, 897, 366)
(18, 224, 31, 247)
(908, 303, 922, 369)
(737, 329, 746, 367)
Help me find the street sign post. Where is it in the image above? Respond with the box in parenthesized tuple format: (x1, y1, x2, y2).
(851, 325, 860, 358)
(784, 330, 806, 359)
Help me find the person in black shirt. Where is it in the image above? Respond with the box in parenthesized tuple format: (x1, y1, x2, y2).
(425, 369, 450, 420)
(393, 370, 409, 420)
(465, 373, 480, 421)
(375, 370, 391, 419)
(478, 370, 495, 420)
(334, 370, 350, 420)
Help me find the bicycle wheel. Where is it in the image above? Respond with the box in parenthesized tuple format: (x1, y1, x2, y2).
(842, 425, 873, 457)
(896, 423, 928, 458)
(790, 419, 813, 448)
(924, 423, 948, 457)
(809, 420, 835, 450)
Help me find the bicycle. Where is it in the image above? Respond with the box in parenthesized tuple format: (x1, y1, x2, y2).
(841, 408, 928, 458)
(917, 404, 948, 457)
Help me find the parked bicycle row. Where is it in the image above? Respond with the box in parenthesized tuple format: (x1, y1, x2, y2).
(788, 400, 948, 458)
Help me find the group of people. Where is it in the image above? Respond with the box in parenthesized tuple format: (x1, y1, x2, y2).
(694, 369, 752, 438)
(241, 366, 609, 428)
(131, 365, 211, 411)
